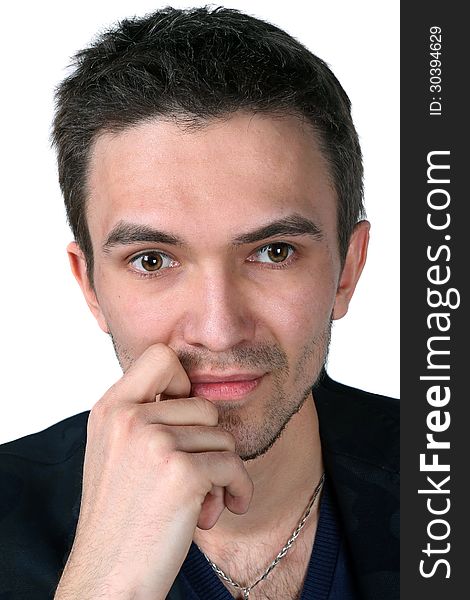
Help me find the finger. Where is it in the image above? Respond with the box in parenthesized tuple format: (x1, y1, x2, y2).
(192, 452, 253, 515)
(139, 397, 219, 427)
(151, 424, 236, 454)
(108, 344, 191, 405)
(224, 487, 252, 516)
(197, 486, 226, 530)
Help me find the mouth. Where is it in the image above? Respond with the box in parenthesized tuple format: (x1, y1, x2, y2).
(189, 372, 266, 401)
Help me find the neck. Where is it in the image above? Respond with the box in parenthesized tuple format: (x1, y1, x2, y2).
(194, 393, 323, 544)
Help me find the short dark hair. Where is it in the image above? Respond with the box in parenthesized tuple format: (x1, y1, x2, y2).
(52, 5, 364, 284)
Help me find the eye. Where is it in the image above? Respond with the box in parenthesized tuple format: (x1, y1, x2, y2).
(249, 242, 295, 265)
(130, 251, 178, 274)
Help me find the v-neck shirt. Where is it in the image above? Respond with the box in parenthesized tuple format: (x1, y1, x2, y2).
(177, 480, 360, 599)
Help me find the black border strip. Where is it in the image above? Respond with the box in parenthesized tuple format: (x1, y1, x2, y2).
(401, 2, 466, 596)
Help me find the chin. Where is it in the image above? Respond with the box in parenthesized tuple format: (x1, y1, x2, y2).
(217, 385, 312, 461)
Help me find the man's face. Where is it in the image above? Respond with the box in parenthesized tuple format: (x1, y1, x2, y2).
(71, 112, 367, 460)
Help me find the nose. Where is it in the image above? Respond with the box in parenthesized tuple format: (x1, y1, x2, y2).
(181, 264, 256, 352)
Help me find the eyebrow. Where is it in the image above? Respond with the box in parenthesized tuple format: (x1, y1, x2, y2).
(102, 213, 323, 252)
(103, 223, 183, 252)
(233, 214, 323, 245)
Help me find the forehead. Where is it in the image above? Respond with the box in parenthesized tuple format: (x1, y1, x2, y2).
(86, 112, 337, 246)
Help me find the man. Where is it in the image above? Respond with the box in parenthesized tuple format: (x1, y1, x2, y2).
(0, 6, 399, 600)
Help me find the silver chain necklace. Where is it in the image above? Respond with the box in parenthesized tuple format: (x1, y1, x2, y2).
(201, 472, 325, 600)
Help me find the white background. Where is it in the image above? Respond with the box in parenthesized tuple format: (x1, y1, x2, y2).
(0, 0, 399, 444)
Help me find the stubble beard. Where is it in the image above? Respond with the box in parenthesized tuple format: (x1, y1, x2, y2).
(216, 323, 331, 461)
(110, 323, 331, 462)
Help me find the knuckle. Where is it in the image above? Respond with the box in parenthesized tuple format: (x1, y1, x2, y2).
(120, 405, 142, 430)
(106, 406, 139, 445)
(221, 430, 236, 452)
(149, 424, 176, 451)
(230, 452, 247, 474)
(135, 424, 178, 462)
(146, 343, 177, 365)
(90, 404, 143, 444)
(105, 377, 126, 400)
(89, 397, 111, 424)
(194, 397, 219, 424)
(212, 428, 235, 451)
(92, 383, 122, 416)
(161, 450, 194, 482)
(162, 452, 208, 503)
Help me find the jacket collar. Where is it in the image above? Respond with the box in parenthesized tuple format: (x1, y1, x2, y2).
(314, 374, 400, 600)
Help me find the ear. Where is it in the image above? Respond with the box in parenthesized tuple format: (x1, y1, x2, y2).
(332, 220, 370, 320)
(67, 241, 109, 333)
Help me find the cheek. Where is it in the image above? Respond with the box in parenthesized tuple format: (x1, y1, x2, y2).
(96, 280, 179, 352)
(259, 267, 337, 348)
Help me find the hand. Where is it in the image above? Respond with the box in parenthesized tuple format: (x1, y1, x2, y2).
(55, 343, 253, 600)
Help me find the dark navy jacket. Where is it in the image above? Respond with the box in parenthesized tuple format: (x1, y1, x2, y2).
(0, 374, 399, 599)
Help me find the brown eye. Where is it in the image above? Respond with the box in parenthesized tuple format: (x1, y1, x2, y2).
(251, 242, 294, 265)
(140, 253, 162, 271)
(266, 243, 291, 263)
(131, 251, 177, 274)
